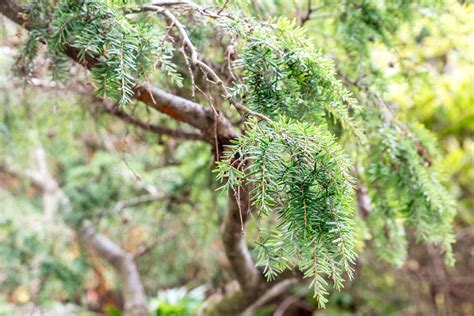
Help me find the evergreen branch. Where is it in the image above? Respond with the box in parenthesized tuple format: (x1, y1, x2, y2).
(79, 222, 150, 316)
(0, 0, 237, 143)
(149, 7, 271, 122)
(99, 98, 205, 141)
(217, 119, 356, 304)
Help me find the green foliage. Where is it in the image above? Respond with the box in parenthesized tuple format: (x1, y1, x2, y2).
(216, 15, 457, 306)
(233, 18, 364, 140)
(366, 120, 456, 265)
(18, 0, 182, 104)
(3, 0, 467, 313)
(337, 0, 420, 55)
(151, 286, 206, 316)
(217, 119, 356, 306)
(40, 257, 86, 298)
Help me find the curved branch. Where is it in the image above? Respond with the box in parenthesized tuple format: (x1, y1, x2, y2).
(223, 186, 260, 289)
(99, 98, 205, 141)
(134, 83, 236, 144)
(79, 223, 150, 316)
(0, 0, 237, 144)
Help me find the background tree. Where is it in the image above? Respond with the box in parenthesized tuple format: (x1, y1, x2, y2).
(0, 0, 472, 315)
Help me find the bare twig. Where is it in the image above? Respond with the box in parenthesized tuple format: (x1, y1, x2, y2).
(217, 0, 230, 15)
(99, 99, 205, 141)
(111, 193, 165, 214)
(242, 278, 300, 315)
(149, 7, 271, 123)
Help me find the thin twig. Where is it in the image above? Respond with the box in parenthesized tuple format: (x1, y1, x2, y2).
(100, 99, 205, 141)
(149, 7, 272, 123)
(133, 230, 178, 258)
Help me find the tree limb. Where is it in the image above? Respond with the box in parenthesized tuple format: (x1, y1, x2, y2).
(99, 98, 205, 141)
(18, 143, 151, 316)
(78, 222, 150, 316)
(223, 187, 260, 289)
(0, 0, 237, 144)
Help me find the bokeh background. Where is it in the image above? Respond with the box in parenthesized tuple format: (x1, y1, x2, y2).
(0, 1, 473, 315)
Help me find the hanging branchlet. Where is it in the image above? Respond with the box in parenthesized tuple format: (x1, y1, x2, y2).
(230, 18, 366, 142)
(366, 119, 456, 266)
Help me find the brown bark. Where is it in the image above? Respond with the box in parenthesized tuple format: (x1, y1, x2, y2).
(0, 0, 237, 145)
(99, 98, 205, 141)
(78, 223, 150, 316)
(0, 2, 297, 314)
(21, 144, 150, 316)
(222, 187, 261, 289)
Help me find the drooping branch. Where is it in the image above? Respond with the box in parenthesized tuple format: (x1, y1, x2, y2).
(0, 0, 237, 144)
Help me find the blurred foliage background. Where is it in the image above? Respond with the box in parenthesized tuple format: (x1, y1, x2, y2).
(0, 0, 473, 315)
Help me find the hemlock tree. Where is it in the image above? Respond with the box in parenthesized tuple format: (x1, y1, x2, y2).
(0, 0, 460, 315)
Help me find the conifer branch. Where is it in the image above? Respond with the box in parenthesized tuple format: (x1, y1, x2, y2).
(0, 0, 237, 144)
